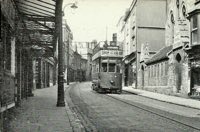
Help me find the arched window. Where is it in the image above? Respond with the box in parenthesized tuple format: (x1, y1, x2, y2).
(182, 5, 187, 18)
(176, 0, 179, 8)
(170, 11, 175, 24)
(170, 11, 175, 44)
(176, 53, 182, 63)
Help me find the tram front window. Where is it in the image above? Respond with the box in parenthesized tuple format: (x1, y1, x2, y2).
(109, 63, 115, 72)
(102, 63, 107, 72)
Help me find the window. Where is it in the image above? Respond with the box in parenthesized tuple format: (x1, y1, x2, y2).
(109, 63, 115, 72)
(101, 63, 107, 72)
(176, 0, 179, 8)
(182, 5, 187, 18)
(170, 11, 175, 44)
(191, 14, 198, 45)
(158, 64, 160, 77)
(165, 62, 168, 75)
(160, 63, 162, 76)
(149, 66, 151, 77)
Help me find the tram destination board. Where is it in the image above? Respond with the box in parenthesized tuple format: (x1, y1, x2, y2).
(92, 50, 123, 60)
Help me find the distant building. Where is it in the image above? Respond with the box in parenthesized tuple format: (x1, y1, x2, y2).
(72, 41, 96, 81)
(62, 19, 73, 83)
(117, 0, 167, 87)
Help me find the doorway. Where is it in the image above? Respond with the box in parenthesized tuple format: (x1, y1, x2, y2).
(124, 64, 128, 86)
(175, 54, 182, 92)
(141, 65, 145, 88)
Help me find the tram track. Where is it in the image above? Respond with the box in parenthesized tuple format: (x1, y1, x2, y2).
(104, 92, 200, 131)
(68, 83, 200, 131)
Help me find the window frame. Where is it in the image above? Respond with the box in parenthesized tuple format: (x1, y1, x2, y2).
(191, 14, 199, 45)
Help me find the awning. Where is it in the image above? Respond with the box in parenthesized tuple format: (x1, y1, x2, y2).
(14, 0, 57, 57)
(122, 52, 136, 64)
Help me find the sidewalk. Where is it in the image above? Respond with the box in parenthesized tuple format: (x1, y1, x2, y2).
(7, 85, 75, 132)
(123, 86, 200, 110)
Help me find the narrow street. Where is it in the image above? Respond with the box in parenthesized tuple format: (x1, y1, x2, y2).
(1, 0, 200, 131)
(66, 82, 200, 132)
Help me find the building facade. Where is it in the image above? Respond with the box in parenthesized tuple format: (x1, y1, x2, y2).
(139, 0, 200, 98)
(62, 19, 73, 83)
(1, 1, 58, 128)
(118, 0, 167, 88)
(73, 41, 96, 81)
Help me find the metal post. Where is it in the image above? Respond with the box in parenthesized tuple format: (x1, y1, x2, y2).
(56, 0, 65, 107)
(67, 35, 70, 85)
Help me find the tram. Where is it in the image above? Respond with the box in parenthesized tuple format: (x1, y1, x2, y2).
(91, 42, 123, 93)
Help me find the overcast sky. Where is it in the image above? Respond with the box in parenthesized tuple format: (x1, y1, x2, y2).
(63, 0, 132, 42)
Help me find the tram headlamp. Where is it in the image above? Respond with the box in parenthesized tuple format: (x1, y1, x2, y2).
(110, 80, 115, 86)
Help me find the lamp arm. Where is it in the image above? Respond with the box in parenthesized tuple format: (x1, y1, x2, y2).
(63, 3, 73, 11)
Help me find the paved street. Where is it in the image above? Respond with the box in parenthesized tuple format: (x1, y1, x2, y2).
(67, 82, 200, 132)
(1, 0, 200, 132)
(5, 85, 81, 132)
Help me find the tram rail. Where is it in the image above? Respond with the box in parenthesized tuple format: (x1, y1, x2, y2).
(103, 91, 200, 131)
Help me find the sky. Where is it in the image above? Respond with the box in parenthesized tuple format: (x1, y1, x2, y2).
(63, 0, 132, 42)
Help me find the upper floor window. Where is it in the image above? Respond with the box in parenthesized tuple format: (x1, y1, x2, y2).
(176, 0, 179, 8)
(191, 14, 198, 45)
(182, 5, 187, 18)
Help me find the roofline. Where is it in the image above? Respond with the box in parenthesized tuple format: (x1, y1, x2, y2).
(146, 58, 169, 65)
(123, 0, 137, 22)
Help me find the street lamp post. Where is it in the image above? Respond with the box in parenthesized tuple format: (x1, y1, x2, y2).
(56, 2, 78, 107)
(63, 3, 77, 85)
(56, 0, 65, 107)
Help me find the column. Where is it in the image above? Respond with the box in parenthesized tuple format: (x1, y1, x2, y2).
(37, 58, 42, 88)
(28, 58, 34, 97)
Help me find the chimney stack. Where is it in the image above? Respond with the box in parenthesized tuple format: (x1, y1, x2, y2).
(112, 33, 117, 46)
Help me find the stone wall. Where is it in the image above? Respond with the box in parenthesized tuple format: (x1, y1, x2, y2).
(138, 60, 171, 94)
